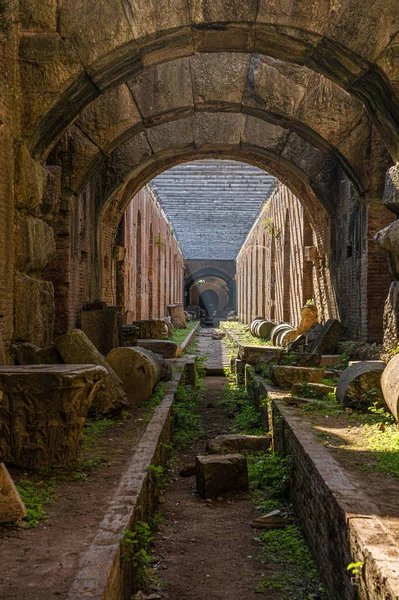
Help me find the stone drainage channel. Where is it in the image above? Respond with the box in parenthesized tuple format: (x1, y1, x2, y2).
(139, 328, 326, 600)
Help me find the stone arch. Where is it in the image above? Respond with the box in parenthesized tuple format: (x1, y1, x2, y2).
(25, 9, 399, 161)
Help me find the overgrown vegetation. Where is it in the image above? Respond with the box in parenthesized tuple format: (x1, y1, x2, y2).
(16, 479, 56, 528)
(169, 320, 198, 346)
(223, 372, 326, 599)
(172, 356, 206, 449)
(220, 321, 274, 346)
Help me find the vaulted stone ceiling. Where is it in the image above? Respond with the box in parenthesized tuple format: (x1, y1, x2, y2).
(149, 159, 277, 260)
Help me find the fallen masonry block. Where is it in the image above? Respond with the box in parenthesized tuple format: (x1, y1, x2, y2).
(10, 342, 63, 365)
(180, 463, 197, 477)
(131, 320, 168, 340)
(251, 509, 287, 529)
(122, 324, 140, 347)
(280, 352, 322, 367)
(291, 382, 335, 398)
(0, 365, 107, 469)
(196, 454, 249, 498)
(137, 339, 178, 359)
(167, 303, 187, 329)
(305, 319, 345, 355)
(106, 346, 170, 405)
(381, 354, 399, 421)
(0, 463, 26, 522)
(320, 355, 340, 367)
(270, 365, 325, 388)
(207, 434, 271, 454)
(336, 361, 386, 410)
(81, 307, 122, 356)
(239, 345, 282, 366)
(55, 329, 128, 417)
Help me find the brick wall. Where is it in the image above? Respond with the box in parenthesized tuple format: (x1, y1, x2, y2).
(237, 184, 316, 328)
(237, 180, 394, 342)
(119, 186, 184, 320)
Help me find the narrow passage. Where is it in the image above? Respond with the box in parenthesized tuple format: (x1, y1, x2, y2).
(151, 375, 269, 600)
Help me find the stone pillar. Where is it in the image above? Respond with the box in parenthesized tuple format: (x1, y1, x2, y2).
(374, 164, 399, 348)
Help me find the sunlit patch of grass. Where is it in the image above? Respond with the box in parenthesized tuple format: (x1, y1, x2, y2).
(220, 321, 274, 346)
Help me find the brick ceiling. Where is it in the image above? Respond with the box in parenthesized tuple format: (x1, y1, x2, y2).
(149, 160, 277, 260)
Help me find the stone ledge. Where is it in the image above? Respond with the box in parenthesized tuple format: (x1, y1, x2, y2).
(67, 358, 189, 600)
(176, 321, 200, 356)
(270, 396, 399, 600)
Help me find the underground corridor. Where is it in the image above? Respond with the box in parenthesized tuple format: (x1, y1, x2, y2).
(2, 2, 399, 599)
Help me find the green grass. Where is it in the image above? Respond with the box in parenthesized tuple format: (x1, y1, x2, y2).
(172, 357, 206, 449)
(220, 321, 274, 346)
(169, 320, 198, 346)
(249, 452, 326, 599)
(16, 479, 56, 528)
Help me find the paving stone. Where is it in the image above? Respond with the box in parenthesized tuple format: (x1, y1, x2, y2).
(196, 454, 249, 498)
(207, 434, 271, 454)
(270, 365, 325, 388)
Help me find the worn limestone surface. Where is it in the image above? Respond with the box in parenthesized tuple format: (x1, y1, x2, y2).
(0, 463, 26, 523)
(239, 345, 282, 366)
(106, 346, 163, 405)
(306, 320, 346, 355)
(137, 339, 178, 359)
(11, 342, 63, 365)
(381, 355, 399, 421)
(336, 361, 386, 410)
(291, 382, 335, 398)
(196, 454, 249, 499)
(207, 434, 271, 455)
(54, 330, 128, 417)
(0, 365, 106, 469)
(383, 281, 399, 350)
(270, 365, 325, 388)
(167, 303, 187, 329)
(131, 320, 167, 340)
(81, 308, 122, 356)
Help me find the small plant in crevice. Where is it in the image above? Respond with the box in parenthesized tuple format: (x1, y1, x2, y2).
(16, 479, 56, 528)
(121, 521, 154, 586)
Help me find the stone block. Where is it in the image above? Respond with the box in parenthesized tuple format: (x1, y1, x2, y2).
(239, 345, 282, 365)
(0, 365, 106, 469)
(14, 143, 45, 210)
(0, 463, 26, 523)
(122, 324, 140, 346)
(54, 330, 128, 417)
(374, 220, 399, 278)
(383, 163, 399, 216)
(106, 346, 164, 405)
(320, 355, 340, 367)
(14, 273, 55, 348)
(289, 323, 323, 351)
(15, 214, 56, 274)
(81, 307, 122, 356)
(207, 434, 271, 454)
(336, 361, 386, 410)
(291, 382, 335, 398)
(280, 352, 322, 367)
(383, 281, 399, 350)
(11, 342, 63, 365)
(196, 454, 249, 499)
(184, 356, 196, 386)
(381, 355, 399, 421)
(166, 304, 187, 329)
(132, 320, 168, 340)
(137, 339, 178, 359)
(305, 319, 345, 355)
(40, 165, 61, 220)
(270, 366, 325, 388)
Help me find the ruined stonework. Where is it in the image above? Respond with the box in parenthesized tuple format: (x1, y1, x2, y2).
(0, 365, 106, 469)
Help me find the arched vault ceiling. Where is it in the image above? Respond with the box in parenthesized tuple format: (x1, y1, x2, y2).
(68, 111, 339, 217)
(96, 140, 332, 253)
(51, 55, 391, 197)
(21, 2, 399, 160)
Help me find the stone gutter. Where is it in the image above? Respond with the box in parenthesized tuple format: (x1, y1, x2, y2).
(176, 321, 200, 356)
(246, 368, 399, 600)
(67, 358, 190, 600)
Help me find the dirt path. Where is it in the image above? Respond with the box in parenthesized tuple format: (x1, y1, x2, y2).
(150, 376, 278, 600)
